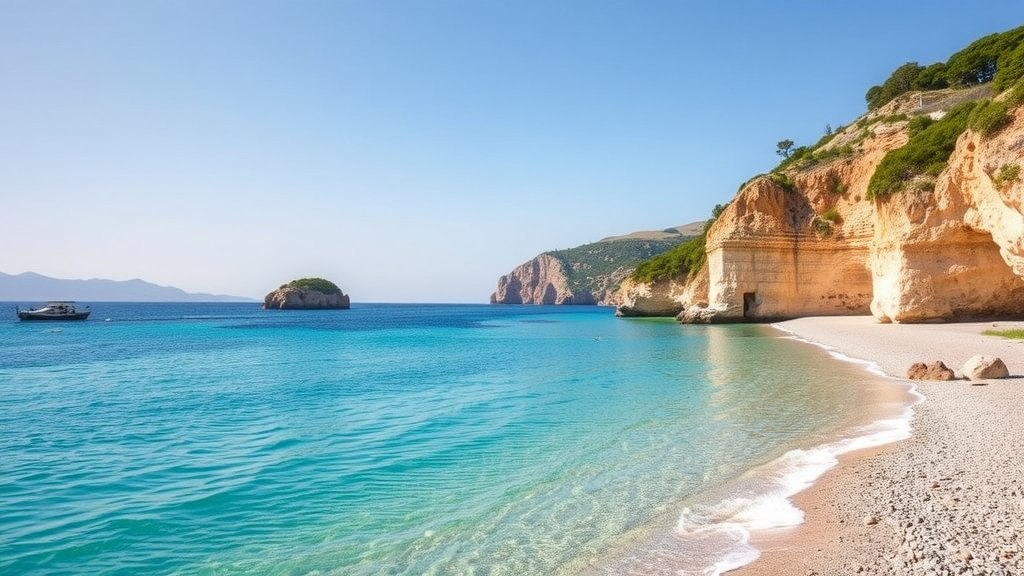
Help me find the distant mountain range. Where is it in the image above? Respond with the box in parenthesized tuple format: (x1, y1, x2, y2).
(0, 272, 256, 302)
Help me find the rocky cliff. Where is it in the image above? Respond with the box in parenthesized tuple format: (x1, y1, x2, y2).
(490, 254, 589, 305)
(264, 278, 351, 309)
(491, 224, 702, 305)
(616, 84, 1024, 323)
(870, 106, 1024, 322)
(614, 266, 708, 317)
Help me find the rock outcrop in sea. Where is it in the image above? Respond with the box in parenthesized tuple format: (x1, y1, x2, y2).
(615, 84, 1024, 323)
(263, 278, 351, 310)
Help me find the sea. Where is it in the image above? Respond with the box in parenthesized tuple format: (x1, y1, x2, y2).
(0, 303, 913, 576)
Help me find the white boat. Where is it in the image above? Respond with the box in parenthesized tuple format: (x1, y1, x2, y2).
(16, 301, 90, 321)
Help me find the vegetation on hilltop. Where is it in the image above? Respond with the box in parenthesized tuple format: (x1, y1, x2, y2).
(284, 277, 342, 295)
(866, 62, 949, 110)
(545, 234, 694, 294)
(775, 25, 1024, 177)
(630, 205, 728, 283)
(629, 235, 706, 284)
(967, 77, 1024, 138)
(623, 24, 1024, 294)
(995, 41, 1024, 91)
(866, 101, 977, 199)
(866, 25, 1024, 110)
(868, 75, 1024, 200)
(771, 126, 855, 174)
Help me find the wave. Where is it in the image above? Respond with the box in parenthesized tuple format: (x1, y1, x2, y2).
(674, 408, 914, 575)
(584, 324, 921, 576)
(669, 325, 922, 575)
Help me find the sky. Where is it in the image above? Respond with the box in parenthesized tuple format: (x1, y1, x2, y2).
(2, 1, 1023, 302)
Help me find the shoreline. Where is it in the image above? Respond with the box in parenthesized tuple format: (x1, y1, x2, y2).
(730, 316, 1024, 576)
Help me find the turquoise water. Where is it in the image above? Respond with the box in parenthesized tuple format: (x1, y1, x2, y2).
(0, 303, 900, 575)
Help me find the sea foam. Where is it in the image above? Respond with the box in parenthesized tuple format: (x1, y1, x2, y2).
(668, 325, 921, 576)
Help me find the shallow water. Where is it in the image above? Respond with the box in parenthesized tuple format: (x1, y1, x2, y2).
(0, 303, 906, 575)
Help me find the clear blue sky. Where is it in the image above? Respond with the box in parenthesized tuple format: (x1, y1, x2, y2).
(3, 1, 1022, 301)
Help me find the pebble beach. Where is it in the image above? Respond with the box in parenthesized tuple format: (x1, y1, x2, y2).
(732, 316, 1024, 576)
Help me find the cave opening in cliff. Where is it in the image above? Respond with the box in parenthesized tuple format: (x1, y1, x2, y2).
(743, 292, 757, 319)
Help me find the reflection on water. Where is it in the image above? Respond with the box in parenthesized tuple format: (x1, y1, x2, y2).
(580, 323, 913, 576)
(1, 306, 912, 576)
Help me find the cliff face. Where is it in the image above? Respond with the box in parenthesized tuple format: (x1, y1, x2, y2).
(870, 109, 1024, 322)
(614, 265, 708, 317)
(263, 287, 351, 309)
(490, 254, 594, 305)
(620, 90, 1024, 323)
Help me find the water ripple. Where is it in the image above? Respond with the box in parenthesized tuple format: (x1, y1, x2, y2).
(0, 303, 879, 576)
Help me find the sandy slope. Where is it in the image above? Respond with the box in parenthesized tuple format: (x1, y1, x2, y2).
(730, 316, 1024, 576)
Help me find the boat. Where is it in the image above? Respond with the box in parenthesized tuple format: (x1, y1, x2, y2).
(16, 301, 91, 321)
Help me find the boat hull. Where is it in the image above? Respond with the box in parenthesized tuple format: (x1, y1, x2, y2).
(17, 311, 90, 321)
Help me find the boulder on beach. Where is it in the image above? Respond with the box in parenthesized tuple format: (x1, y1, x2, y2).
(906, 361, 955, 381)
(961, 355, 1009, 381)
(263, 277, 350, 310)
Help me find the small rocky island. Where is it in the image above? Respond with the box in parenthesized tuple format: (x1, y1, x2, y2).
(263, 277, 351, 309)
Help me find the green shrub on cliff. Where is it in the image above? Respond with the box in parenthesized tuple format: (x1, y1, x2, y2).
(772, 145, 809, 172)
(968, 99, 1012, 137)
(864, 25, 1024, 111)
(907, 115, 934, 137)
(810, 217, 833, 237)
(545, 236, 694, 294)
(1011, 77, 1024, 107)
(768, 172, 797, 192)
(771, 132, 855, 174)
(994, 164, 1021, 188)
(994, 41, 1024, 91)
(867, 101, 977, 199)
(821, 208, 841, 223)
(913, 62, 950, 91)
(629, 235, 707, 283)
(288, 277, 342, 294)
(629, 205, 729, 283)
(825, 171, 848, 195)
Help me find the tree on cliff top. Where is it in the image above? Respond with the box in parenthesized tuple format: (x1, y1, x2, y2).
(865, 25, 1024, 111)
(866, 62, 926, 110)
(945, 27, 1024, 86)
(994, 41, 1024, 91)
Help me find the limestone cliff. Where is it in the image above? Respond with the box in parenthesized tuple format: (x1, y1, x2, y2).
(618, 85, 1024, 323)
(490, 254, 590, 305)
(870, 107, 1024, 322)
(615, 265, 708, 317)
(264, 278, 351, 309)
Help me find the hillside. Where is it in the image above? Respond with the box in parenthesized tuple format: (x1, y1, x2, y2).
(0, 272, 255, 302)
(616, 24, 1024, 322)
(490, 224, 702, 305)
